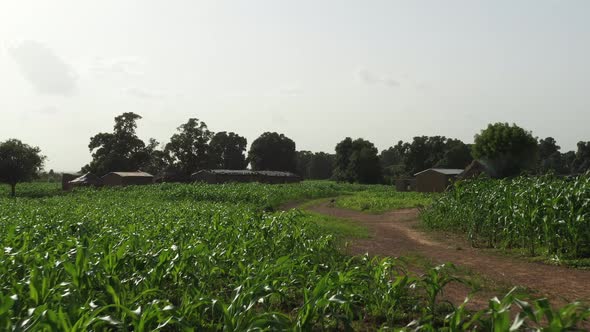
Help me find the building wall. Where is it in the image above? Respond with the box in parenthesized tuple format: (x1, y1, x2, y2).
(416, 171, 451, 193)
(102, 174, 153, 186)
(395, 179, 416, 192)
(62, 173, 79, 190)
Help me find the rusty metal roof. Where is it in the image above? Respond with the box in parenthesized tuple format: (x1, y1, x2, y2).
(414, 168, 464, 176)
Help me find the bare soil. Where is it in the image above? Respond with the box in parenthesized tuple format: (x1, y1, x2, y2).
(306, 201, 590, 309)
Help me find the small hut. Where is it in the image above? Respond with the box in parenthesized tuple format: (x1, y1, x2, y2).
(257, 171, 302, 184)
(192, 170, 258, 184)
(101, 171, 154, 187)
(414, 168, 464, 193)
(395, 178, 416, 192)
(62, 173, 80, 191)
(191, 169, 302, 184)
(456, 160, 489, 181)
(69, 173, 103, 187)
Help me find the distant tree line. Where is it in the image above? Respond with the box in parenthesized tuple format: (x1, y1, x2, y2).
(81, 113, 305, 179)
(2, 118, 590, 195)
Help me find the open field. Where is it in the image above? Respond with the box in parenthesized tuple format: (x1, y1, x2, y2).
(1, 181, 590, 330)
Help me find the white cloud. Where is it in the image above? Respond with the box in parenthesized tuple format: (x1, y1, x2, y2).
(7, 41, 78, 95)
(125, 87, 165, 99)
(91, 56, 146, 76)
(357, 68, 400, 88)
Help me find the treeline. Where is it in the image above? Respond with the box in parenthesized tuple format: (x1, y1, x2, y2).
(333, 123, 590, 184)
(2, 117, 590, 196)
(80, 113, 303, 179)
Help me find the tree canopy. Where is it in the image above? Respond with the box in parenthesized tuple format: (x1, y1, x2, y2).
(248, 132, 297, 172)
(82, 112, 159, 176)
(0, 139, 45, 196)
(334, 138, 382, 184)
(472, 123, 538, 178)
(209, 132, 248, 170)
(165, 118, 213, 177)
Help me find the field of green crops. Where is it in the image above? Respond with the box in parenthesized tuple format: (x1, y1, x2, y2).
(334, 187, 433, 213)
(422, 174, 590, 261)
(1, 181, 589, 330)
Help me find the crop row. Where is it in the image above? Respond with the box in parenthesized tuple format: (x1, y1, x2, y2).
(1, 182, 589, 330)
(421, 174, 590, 259)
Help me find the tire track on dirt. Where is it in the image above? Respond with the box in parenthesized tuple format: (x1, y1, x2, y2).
(306, 202, 590, 306)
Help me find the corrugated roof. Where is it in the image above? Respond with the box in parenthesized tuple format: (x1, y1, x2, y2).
(192, 169, 300, 177)
(257, 170, 299, 177)
(69, 173, 102, 184)
(414, 168, 464, 176)
(106, 171, 153, 177)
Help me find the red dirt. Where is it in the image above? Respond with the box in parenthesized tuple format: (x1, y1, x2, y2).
(306, 202, 590, 309)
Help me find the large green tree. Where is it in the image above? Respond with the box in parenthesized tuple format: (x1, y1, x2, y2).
(472, 123, 538, 178)
(82, 112, 158, 176)
(248, 132, 297, 172)
(572, 141, 590, 174)
(536, 137, 569, 174)
(295, 150, 314, 178)
(165, 118, 213, 176)
(209, 132, 248, 170)
(308, 152, 335, 180)
(334, 137, 382, 184)
(0, 139, 45, 196)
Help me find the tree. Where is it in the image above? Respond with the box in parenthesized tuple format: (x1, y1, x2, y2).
(435, 139, 472, 169)
(308, 152, 335, 180)
(471, 123, 538, 178)
(334, 138, 382, 184)
(0, 139, 45, 196)
(82, 112, 154, 176)
(209, 132, 248, 170)
(295, 151, 314, 178)
(572, 141, 590, 174)
(165, 118, 213, 176)
(334, 137, 355, 182)
(537, 137, 567, 174)
(248, 132, 297, 172)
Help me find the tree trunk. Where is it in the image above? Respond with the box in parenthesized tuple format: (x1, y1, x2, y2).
(10, 183, 16, 197)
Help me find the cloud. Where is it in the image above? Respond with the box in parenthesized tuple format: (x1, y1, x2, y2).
(91, 56, 145, 76)
(33, 106, 60, 115)
(8, 41, 78, 95)
(278, 88, 303, 97)
(357, 68, 400, 88)
(125, 87, 165, 99)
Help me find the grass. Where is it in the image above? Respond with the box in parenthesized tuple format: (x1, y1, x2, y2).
(334, 188, 433, 213)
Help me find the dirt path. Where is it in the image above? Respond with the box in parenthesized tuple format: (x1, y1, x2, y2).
(306, 201, 590, 307)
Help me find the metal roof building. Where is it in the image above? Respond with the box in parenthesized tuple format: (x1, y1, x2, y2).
(414, 168, 464, 192)
(192, 169, 301, 184)
(101, 171, 154, 187)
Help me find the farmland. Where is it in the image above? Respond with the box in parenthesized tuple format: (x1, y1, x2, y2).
(1, 181, 590, 330)
(421, 174, 590, 261)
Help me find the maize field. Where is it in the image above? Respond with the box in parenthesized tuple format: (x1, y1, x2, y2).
(1, 181, 589, 330)
(421, 174, 590, 260)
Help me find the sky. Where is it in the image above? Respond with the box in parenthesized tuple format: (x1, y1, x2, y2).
(1, 1, 589, 172)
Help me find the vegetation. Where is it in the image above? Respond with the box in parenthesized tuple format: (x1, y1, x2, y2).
(1, 181, 589, 330)
(248, 132, 297, 172)
(208, 131, 248, 170)
(295, 151, 335, 180)
(334, 137, 383, 184)
(471, 123, 538, 178)
(335, 188, 433, 213)
(0, 139, 46, 196)
(421, 174, 590, 260)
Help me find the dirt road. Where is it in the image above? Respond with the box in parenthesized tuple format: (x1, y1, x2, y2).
(306, 201, 590, 307)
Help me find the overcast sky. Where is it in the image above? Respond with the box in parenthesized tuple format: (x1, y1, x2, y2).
(1, 1, 589, 171)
